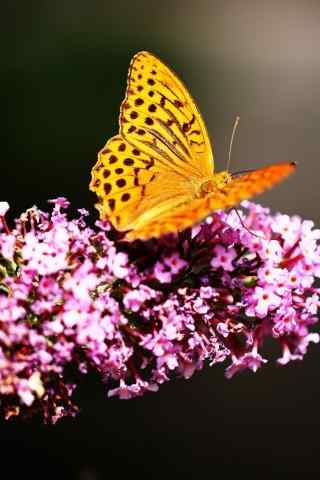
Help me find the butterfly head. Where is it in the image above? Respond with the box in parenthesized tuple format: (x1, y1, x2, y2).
(214, 171, 232, 187)
(198, 171, 232, 198)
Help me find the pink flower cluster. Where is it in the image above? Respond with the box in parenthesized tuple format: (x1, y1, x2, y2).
(0, 198, 319, 422)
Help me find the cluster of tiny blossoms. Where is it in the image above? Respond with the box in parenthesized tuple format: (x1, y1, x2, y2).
(0, 198, 319, 422)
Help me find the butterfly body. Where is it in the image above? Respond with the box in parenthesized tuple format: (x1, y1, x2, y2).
(90, 51, 296, 241)
(196, 171, 232, 198)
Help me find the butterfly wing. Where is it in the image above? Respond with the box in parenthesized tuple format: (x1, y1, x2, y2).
(90, 135, 193, 231)
(90, 51, 214, 232)
(119, 51, 214, 179)
(125, 162, 296, 240)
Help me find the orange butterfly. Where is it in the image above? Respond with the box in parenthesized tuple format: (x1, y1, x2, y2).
(90, 51, 296, 241)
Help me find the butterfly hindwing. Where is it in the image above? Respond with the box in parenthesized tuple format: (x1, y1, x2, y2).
(90, 135, 159, 230)
(90, 135, 193, 231)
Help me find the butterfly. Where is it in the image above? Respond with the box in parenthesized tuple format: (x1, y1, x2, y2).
(90, 51, 296, 241)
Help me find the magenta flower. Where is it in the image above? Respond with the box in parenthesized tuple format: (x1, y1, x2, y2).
(247, 286, 282, 317)
(0, 202, 10, 217)
(0, 198, 319, 423)
(211, 244, 237, 271)
(225, 348, 267, 379)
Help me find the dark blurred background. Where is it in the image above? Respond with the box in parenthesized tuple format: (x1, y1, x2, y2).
(2, 1, 320, 478)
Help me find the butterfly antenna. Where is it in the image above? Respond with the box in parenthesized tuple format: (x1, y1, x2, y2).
(226, 116, 240, 172)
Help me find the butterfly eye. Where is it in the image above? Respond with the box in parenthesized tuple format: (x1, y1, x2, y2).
(219, 172, 232, 183)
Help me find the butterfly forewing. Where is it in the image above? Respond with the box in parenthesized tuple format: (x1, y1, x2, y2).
(210, 162, 296, 209)
(125, 162, 296, 240)
(120, 51, 214, 179)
